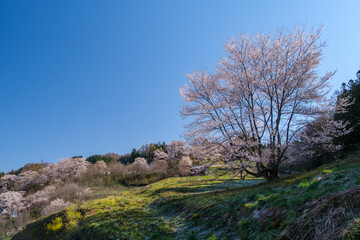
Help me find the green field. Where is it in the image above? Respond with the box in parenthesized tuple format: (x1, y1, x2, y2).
(12, 158, 360, 240)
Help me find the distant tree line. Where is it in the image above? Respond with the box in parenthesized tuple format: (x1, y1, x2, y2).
(86, 153, 121, 164)
(86, 141, 167, 165)
(121, 141, 167, 164)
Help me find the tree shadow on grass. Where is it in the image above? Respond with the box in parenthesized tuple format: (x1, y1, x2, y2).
(149, 179, 264, 196)
(148, 188, 248, 239)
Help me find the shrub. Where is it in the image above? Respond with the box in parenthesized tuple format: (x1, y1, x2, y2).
(299, 180, 310, 189)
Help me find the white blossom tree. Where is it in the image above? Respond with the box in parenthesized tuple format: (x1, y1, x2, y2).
(166, 141, 191, 174)
(0, 191, 26, 217)
(94, 160, 107, 170)
(15, 171, 40, 191)
(166, 141, 189, 160)
(180, 26, 348, 181)
(150, 149, 169, 174)
(0, 175, 16, 192)
(153, 149, 168, 161)
(91, 160, 107, 175)
(54, 157, 89, 179)
(292, 97, 353, 162)
(126, 157, 150, 175)
(24, 185, 56, 211)
(39, 157, 89, 184)
(189, 143, 223, 164)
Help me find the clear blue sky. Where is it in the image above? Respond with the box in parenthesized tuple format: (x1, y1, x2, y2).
(1, 0, 359, 172)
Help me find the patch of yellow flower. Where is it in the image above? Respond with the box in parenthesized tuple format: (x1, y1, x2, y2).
(46, 217, 63, 232)
(65, 209, 82, 229)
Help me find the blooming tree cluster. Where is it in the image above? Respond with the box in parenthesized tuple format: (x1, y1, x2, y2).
(24, 185, 56, 211)
(166, 141, 189, 160)
(16, 171, 39, 192)
(180, 26, 350, 181)
(126, 157, 150, 175)
(123, 141, 193, 175)
(1, 158, 90, 193)
(40, 157, 90, 183)
(0, 174, 16, 192)
(293, 97, 353, 160)
(0, 157, 90, 222)
(153, 149, 168, 161)
(150, 149, 169, 174)
(0, 191, 25, 217)
(94, 160, 107, 170)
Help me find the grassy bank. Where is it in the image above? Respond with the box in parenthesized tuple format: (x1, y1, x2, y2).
(12, 158, 360, 240)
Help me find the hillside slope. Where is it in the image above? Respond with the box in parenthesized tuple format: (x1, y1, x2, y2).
(12, 159, 360, 240)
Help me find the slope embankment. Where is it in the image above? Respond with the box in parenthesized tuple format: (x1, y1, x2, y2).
(12, 159, 360, 240)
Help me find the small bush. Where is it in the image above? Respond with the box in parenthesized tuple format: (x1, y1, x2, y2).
(299, 180, 310, 188)
(257, 194, 270, 203)
(244, 202, 258, 210)
(321, 169, 333, 175)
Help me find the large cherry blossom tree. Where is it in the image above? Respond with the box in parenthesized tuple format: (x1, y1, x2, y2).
(180, 26, 349, 181)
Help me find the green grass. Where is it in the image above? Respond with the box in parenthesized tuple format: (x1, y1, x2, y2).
(12, 158, 360, 240)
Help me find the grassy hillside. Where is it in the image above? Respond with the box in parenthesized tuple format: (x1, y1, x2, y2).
(12, 158, 360, 240)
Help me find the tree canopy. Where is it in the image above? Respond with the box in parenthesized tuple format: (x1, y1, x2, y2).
(180, 26, 344, 181)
